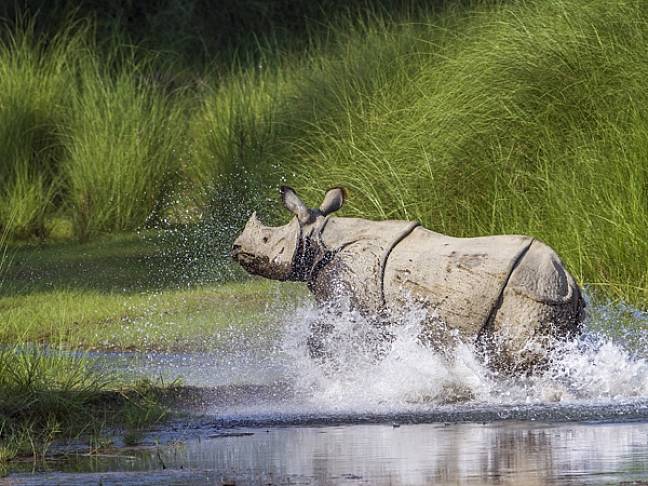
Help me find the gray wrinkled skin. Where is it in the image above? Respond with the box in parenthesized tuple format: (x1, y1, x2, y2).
(231, 187, 585, 372)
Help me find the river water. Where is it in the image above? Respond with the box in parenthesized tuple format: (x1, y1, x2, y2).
(8, 419, 648, 485)
(5, 298, 648, 485)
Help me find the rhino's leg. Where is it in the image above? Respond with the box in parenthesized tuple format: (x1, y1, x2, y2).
(306, 319, 335, 361)
(478, 287, 563, 372)
(478, 240, 585, 373)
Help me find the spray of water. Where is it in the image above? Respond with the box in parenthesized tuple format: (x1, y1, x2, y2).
(112, 276, 648, 418)
(271, 297, 648, 413)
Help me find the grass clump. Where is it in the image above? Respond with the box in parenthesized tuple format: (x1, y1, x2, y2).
(0, 24, 73, 239)
(64, 54, 186, 241)
(0, 21, 188, 242)
(189, 68, 287, 204)
(0, 346, 170, 462)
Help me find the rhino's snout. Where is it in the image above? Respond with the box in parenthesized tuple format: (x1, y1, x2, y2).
(230, 243, 242, 259)
(230, 211, 301, 280)
(231, 244, 258, 268)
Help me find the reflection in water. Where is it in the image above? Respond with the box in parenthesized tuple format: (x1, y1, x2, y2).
(8, 421, 648, 485)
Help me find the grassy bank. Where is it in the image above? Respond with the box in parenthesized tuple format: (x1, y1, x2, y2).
(0, 233, 304, 463)
(0, 232, 168, 462)
(1, 233, 304, 351)
(0, 346, 172, 463)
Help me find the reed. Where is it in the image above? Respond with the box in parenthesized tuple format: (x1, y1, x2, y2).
(0, 23, 74, 239)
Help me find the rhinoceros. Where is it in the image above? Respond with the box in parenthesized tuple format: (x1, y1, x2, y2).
(231, 186, 584, 371)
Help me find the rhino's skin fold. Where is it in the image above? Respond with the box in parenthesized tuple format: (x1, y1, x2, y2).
(231, 187, 585, 372)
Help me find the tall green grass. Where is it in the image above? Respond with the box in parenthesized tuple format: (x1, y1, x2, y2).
(198, 0, 647, 305)
(64, 53, 186, 241)
(0, 25, 73, 239)
(0, 23, 186, 241)
(188, 68, 284, 204)
(0, 2, 646, 304)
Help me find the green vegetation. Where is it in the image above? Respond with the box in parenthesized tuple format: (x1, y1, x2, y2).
(0, 231, 302, 462)
(1, 233, 304, 350)
(0, 23, 186, 241)
(1, 0, 647, 464)
(0, 227, 172, 462)
(1, 1, 645, 304)
(0, 25, 70, 239)
(0, 347, 171, 463)
(64, 53, 186, 241)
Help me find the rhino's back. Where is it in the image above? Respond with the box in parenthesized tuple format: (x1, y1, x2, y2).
(383, 227, 533, 337)
(318, 218, 421, 311)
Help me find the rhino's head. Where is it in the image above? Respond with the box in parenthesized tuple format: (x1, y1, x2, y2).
(231, 186, 345, 281)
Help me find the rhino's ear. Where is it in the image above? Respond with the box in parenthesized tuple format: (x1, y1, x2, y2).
(319, 187, 346, 216)
(280, 186, 311, 224)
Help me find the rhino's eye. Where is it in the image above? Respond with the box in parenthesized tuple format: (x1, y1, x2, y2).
(262, 236, 269, 243)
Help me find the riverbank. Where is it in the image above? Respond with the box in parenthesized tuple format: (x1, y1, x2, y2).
(0, 346, 179, 464)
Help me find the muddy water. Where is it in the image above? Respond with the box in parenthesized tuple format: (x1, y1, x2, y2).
(5, 300, 648, 485)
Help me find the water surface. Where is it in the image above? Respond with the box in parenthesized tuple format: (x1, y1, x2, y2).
(8, 419, 648, 485)
(5, 299, 648, 485)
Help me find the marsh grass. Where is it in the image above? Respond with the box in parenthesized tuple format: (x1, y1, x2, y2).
(0, 23, 74, 239)
(64, 51, 187, 241)
(0, 229, 171, 462)
(0, 344, 174, 463)
(188, 67, 287, 203)
(0, 22, 187, 242)
(200, 0, 647, 305)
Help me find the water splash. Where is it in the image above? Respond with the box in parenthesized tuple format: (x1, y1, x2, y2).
(272, 298, 648, 413)
(107, 294, 648, 419)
